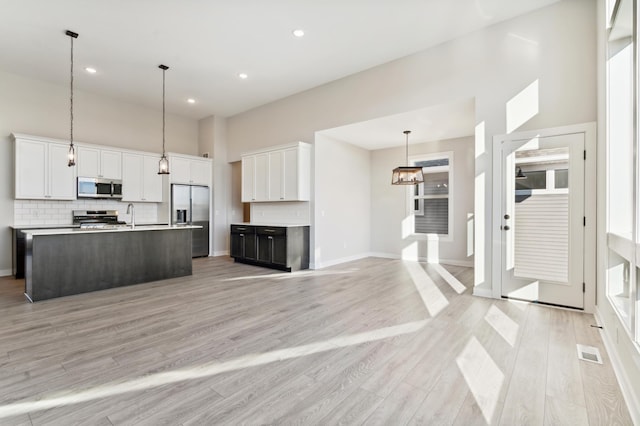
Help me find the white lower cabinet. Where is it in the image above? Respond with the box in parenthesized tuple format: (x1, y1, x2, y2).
(14, 137, 76, 200)
(122, 153, 163, 202)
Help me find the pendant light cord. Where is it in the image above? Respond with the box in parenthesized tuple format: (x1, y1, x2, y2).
(405, 132, 408, 165)
(404, 130, 411, 166)
(162, 67, 165, 155)
(70, 34, 74, 147)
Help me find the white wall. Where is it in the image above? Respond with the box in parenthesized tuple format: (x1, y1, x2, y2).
(198, 115, 232, 256)
(226, 0, 596, 295)
(370, 136, 475, 266)
(313, 134, 371, 268)
(0, 70, 199, 274)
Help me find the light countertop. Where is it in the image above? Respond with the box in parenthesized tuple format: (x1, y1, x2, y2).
(21, 224, 200, 236)
(11, 223, 169, 230)
(231, 222, 310, 228)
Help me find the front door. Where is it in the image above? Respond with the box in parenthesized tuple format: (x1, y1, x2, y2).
(500, 132, 585, 309)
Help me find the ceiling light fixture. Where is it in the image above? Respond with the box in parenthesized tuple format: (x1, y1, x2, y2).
(238, 73, 248, 80)
(187, 98, 196, 104)
(516, 166, 527, 180)
(391, 130, 424, 185)
(292, 29, 305, 37)
(85, 67, 97, 74)
(65, 30, 78, 167)
(158, 64, 170, 175)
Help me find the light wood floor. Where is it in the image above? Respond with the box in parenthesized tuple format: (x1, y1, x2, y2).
(0, 257, 632, 425)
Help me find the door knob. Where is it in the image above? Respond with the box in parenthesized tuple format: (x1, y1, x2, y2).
(504, 214, 510, 220)
(503, 225, 510, 231)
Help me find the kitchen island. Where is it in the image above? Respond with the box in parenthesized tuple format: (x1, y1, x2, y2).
(21, 225, 199, 302)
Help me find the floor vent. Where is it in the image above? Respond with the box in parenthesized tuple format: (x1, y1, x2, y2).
(577, 344, 603, 364)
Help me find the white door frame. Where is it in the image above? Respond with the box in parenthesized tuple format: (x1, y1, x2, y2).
(491, 122, 597, 313)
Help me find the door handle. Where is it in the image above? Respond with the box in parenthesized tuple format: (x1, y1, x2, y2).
(504, 214, 510, 220)
(503, 225, 510, 231)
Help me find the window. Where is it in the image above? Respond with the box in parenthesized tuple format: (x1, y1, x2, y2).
(411, 153, 452, 236)
(605, 0, 638, 346)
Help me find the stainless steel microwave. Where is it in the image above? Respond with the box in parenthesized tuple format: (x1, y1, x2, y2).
(77, 177, 123, 199)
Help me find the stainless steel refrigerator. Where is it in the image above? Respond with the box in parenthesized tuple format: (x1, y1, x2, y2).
(171, 184, 210, 258)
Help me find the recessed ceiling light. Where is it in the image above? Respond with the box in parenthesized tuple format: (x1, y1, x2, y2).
(238, 73, 248, 80)
(292, 29, 305, 38)
(85, 67, 97, 74)
(187, 98, 196, 104)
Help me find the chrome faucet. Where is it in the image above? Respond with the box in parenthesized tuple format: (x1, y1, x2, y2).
(126, 203, 135, 228)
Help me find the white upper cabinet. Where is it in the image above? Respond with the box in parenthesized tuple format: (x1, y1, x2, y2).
(14, 136, 76, 200)
(169, 154, 212, 186)
(77, 146, 122, 179)
(242, 155, 256, 202)
(268, 151, 283, 201)
(241, 142, 310, 202)
(122, 153, 163, 202)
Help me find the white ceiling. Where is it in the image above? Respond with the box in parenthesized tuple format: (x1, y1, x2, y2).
(319, 98, 476, 150)
(0, 0, 560, 120)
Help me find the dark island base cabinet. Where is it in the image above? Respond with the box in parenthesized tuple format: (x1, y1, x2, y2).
(230, 225, 309, 272)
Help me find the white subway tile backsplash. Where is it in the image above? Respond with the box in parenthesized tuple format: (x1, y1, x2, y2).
(14, 199, 160, 226)
(249, 202, 310, 225)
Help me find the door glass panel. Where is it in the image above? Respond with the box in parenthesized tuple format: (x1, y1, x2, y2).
(554, 169, 569, 189)
(515, 170, 546, 190)
(513, 147, 570, 283)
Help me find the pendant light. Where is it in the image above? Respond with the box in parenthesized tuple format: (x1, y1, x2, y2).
(391, 130, 424, 185)
(515, 166, 527, 180)
(66, 30, 78, 167)
(158, 64, 170, 174)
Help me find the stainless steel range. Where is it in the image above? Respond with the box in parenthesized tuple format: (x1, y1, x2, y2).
(72, 210, 128, 229)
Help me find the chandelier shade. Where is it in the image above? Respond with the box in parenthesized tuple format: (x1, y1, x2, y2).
(391, 130, 424, 185)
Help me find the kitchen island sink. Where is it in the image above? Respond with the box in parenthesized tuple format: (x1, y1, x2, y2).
(21, 225, 199, 301)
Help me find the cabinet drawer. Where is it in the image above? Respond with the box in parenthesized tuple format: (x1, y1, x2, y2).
(231, 225, 255, 234)
(256, 226, 286, 237)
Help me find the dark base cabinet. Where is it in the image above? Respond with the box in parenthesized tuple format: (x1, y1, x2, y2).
(230, 224, 309, 272)
(230, 225, 257, 260)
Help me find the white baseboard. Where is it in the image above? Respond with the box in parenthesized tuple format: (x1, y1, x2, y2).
(0, 269, 12, 277)
(313, 253, 373, 270)
(472, 287, 494, 298)
(212, 250, 229, 257)
(438, 259, 474, 268)
(594, 308, 640, 425)
(312, 252, 474, 270)
(368, 252, 400, 260)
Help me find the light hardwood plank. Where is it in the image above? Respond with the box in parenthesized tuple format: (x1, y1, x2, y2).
(0, 257, 632, 424)
(363, 382, 427, 426)
(572, 312, 633, 425)
(499, 305, 551, 425)
(543, 395, 589, 426)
